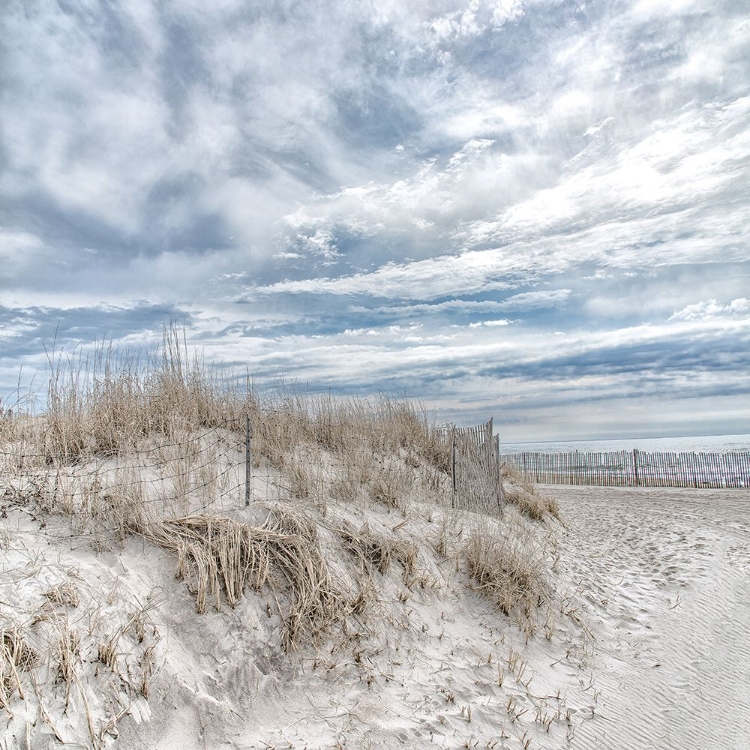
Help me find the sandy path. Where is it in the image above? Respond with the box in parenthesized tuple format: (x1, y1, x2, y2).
(551, 486, 750, 750)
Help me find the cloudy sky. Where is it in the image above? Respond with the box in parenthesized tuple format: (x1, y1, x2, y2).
(2, 0, 749, 441)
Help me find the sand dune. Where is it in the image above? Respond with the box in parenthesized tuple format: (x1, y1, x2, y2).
(2, 464, 748, 749)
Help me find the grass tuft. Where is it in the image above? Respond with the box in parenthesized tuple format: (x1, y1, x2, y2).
(501, 463, 560, 520)
(465, 514, 549, 619)
(0, 628, 38, 714)
(150, 509, 347, 651)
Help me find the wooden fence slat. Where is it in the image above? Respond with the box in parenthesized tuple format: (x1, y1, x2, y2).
(499, 448, 750, 489)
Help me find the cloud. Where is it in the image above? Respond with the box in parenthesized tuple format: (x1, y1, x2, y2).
(584, 117, 615, 137)
(468, 319, 510, 327)
(430, 0, 524, 41)
(669, 298, 750, 322)
(1, 0, 749, 439)
(353, 289, 572, 322)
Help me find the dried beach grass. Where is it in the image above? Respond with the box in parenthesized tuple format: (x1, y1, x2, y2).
(339, 523, 418, 584)
(252, 390, 448, 479)
(43, 581, 80, 608)
(33, 325, 448, 518)
(370, 461, 413, 510)
(465, 515, 549, 620)
(0, 628, 38, 715)
(501, 463, 560, 520)
(42, 325, 247, 464)
(55, 619, 80, 710)
(150, 509, 347, 650)
(5, 331, 546, 624)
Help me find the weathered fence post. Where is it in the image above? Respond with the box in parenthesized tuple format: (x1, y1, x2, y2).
(632, 449, 640, 487)
(451, 429, 457, 509)
(245, 414, 252, 506)
(494, 433, 503, 507)
(691, 451, 698, 488)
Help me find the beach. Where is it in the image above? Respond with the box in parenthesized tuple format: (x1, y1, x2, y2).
(113, 484, 750, 749)
(2, 447, 749, 749)
(551, 485, 750, 750)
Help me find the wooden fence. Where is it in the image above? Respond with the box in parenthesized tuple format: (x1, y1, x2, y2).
(441, 418, 504, 512)
(500, 450, 750, 488)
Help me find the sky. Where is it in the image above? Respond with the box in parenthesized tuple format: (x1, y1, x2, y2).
(1, 0, 749, 442)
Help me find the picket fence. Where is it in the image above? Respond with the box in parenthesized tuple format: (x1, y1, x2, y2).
(500, 449, 750, 488)
(441, 418, 504, 512)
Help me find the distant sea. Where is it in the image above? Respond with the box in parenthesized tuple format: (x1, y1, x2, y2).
(500, 433, 750, 455)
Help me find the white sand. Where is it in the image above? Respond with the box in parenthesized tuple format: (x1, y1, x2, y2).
(550, 486, 750, 750)
(2, 485, 748, 749)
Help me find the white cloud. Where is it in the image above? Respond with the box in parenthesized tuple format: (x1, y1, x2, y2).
(670, 299, 750, 322)
(430, 0, 524, 41)
(468, 319, 510, 327)
(631, 0, 700, 19)
(0, 230, 45, 260)
(496, 289, 572, 310)
(491, 0, 524, 27)
(359, 288, 571, 318)
(584, 117, 615, 137)
(3, 0, 749, 438)
(296, 228, 341, 263)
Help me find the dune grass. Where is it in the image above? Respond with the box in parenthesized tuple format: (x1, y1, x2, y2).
(0, 628, 38, 714)
(149, 510, 348, 651)
(465, 512, 549, 619)
(2, 327, 559, 645)
(501, 462, 561, 520)
(0, 327, 570, 750)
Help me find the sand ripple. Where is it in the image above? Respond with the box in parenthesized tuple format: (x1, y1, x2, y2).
(553, 486, 750, 750)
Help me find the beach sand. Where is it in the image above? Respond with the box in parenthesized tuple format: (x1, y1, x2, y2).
(550, 485, 750, 750)
(2, 484, 748, 749)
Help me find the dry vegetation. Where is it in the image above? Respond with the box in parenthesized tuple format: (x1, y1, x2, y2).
(466, 516, 548, 617)
(501, 462, 561, 520)
(0, 327, 564, 747)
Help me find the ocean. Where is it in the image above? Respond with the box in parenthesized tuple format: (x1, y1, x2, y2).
(499, 433, 750, 455)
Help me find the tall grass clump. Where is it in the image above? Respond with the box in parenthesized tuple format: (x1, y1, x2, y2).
(465, 514, 549, 619)
(43, 326, 248, 463)
(0, 628, 38, 714)
(248, 388, 448, 474)
(150, 509, 347, 650)
(501, 463, 560, 520)
(4, 324, 459, 554)
(38, 323, 451, 484)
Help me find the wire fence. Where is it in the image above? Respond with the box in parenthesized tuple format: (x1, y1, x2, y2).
(501, 449, 750, 488)
(0, 427, 252, 553)
(6, 415, 746, 553)
(0, 415, 365, 547)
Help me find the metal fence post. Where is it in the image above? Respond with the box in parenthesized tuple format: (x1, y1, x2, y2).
(245, 415, 252, 506)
